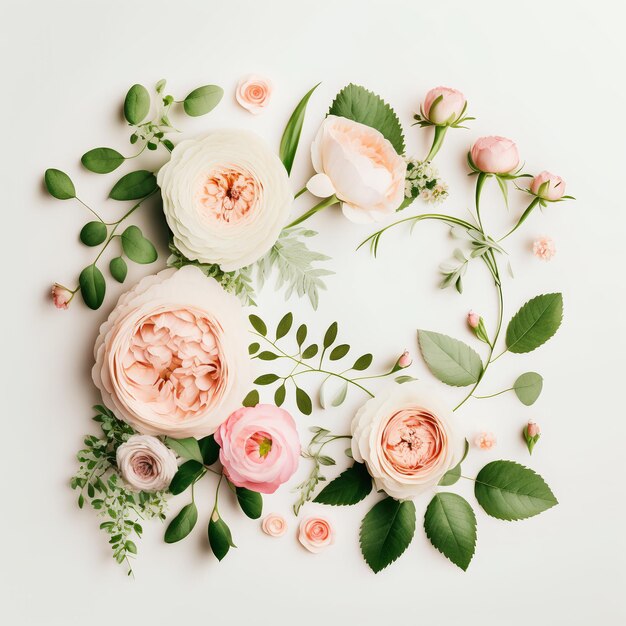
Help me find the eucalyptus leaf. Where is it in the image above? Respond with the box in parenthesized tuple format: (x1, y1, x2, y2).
(79, 265, 106, 310)
(109, 257, 127, 283)
(81, 147, 125, 174)
(236, 487, 263, 519)
(208, 512, 236, 561)
(79, 221, 107, 246)
(124, 84, 151, 125)
(513, 372, 543, 406)
(183, 85, 224, 117)
(169, 460, 204, 495)
(109, 170, 157, 201)
(314, 462, 372, 506)
(505, 293, 563, 353)
(121, 225, 157, 264)
(44, 168, 75, 200)
(164, 437, 203, 463)
(164, 503, 198, 543)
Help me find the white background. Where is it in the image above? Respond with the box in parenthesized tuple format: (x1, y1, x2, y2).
(2, 0, 625, 624)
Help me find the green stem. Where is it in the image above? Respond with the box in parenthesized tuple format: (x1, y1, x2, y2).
(425, 125, 449, 162)
(76, 197, 105, 222)
(285, 195, 338, 229)
(294, 186, 307, 199)
(473, 387, 513, 399)
(475, 172, 488, 231)
(498, 197, 540, 242)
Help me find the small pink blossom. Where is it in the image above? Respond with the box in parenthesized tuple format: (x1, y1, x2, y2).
(51, 284, 73, 309)
(530, 171, 565, 201)
(527, 421, 541, 437)
(298, 517, 334, 553)
(235, 74, 272, 114)
(533, 237, 556, 261)
(467, 311, 480, 329)
(398, 350, 412, 368)
(470, 136, 520, 174)
(475, 431, 497, 450)
(423, 86, 466, 125)
(261, 513, 287, 537)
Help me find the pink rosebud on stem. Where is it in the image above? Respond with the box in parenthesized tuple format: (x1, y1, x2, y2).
(530, 171, 565, 201)
(467, 311, 480, 328)
(524, 421, 541, 455)
(470, 136, 520, 174)
(423, 86, 466, 126)
(398, 350, 412, 368)
(467, 311, 491, 346)
(51, 283, 74, 310)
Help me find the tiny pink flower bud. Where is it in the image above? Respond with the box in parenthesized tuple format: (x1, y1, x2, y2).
(52, 284, 73, 310)
(467, 310, 480, 329)
(475, 431, 497, 450)
(527, 421, 540, 437)
(530, 171, 565, 201)
(398, 350, 412, 368)
(533, 236, 556, 261)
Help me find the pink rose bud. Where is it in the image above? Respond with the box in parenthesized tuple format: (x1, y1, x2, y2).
(398, 350, 412, 368)
(470, 136, 520, 174)
(235, 74, 273, 114)
(524, 420, 541, 455)
(533, 237, 556, 261)
(51, 283, 73, 309)
(530, 171, 565, 201)
(467, 311, 480, 329)
(527, 421, 540, 437)
(423, 86, 466, 125)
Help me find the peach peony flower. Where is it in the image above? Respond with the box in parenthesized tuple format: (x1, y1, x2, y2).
(351, 382, 464, 499)
(471, 136, 520, 174)
(533, 236, 556, 261)
(92, 266, 251, 438)
(423, 86, 466, 125)
(215, 404, 300, 494)
(298, 517, 334, 553)
(52, 283, 73, 309)
(475, 432, 497, 450)
(306, 115, 406, 223)
(236, 74, 273, 114)
(261, 513, 288, 537)
(530, 171, 565, 201)
(116, 434, 178, 492)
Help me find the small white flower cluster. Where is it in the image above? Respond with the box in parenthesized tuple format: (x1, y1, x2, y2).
(404, 159, 448, 205)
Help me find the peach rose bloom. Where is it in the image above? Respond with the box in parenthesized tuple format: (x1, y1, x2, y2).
(52, 283, 72, 309)
(530, 171, 565, 201)
(471, 136, 520, 174)
(236, 74, 272, 114)
(475, 432, 497, 450)
(423, 86, 466, 125)
(351, 382, 464, 499)
(533, 236, 556, 261)
(306, 115, 406, 223)
(298, 517, 334, 553)
(92, 266, 251, 438)
(261, 514, 288, 537)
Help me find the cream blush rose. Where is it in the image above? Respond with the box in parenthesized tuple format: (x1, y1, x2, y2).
(298, 517, 334, 553)
(236, 74, 272, 114)
(116, 434, 178, 492)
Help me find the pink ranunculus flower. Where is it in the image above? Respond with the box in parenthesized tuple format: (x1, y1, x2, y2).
(351, 382, 464, 500)
(116, 434, 178, 492)
(261, 513, 288, 537)
(52, 284, 73, 309)
(298, 517, 334, 553)
(423, 86, 466, 125)
(530, 171, 565, 201)
(475, 431, 497, 450)
(92, 266, 251, 438)
(236, 74, 273, 114)
(215, 404, 300, 494)
(306, 115, 407, 224)
(533, 236, 556, 261)
(470, 136, 520, 174)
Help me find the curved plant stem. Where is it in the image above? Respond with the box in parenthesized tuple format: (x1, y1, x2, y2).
(286, 195, 338, 229)
(425, 125, 448, 162)
(473, 387, 513, 399)
(294, 186, 307, 199)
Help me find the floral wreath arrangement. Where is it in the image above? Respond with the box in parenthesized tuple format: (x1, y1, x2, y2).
(47, 76, 572, 575)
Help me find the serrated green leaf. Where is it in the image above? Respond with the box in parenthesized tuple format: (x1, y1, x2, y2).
(80, 221, 107, 246)
(513, 372, 543, 406)
(109, 257, 127, 283)
(208, 512, 235, 561)
(242, 389, 260, 406)
(506, 293, 563, 354)
(352, 353, 373, 371)
(121, 225, 157, 264)
(236, 487, 263, 519)
(296, 387, 312, 415)
(81, 147, 125, 174)
(164, 437, 203, 463)
(323, 322, 338, 348)
(276, 312, 293, 339)
(169, 460, 204, 495)
(110, 170, 157, 201)
(79, 265, 106, 310)
(124, 84, 151, 125)
(474, 460, 558, 521)
(183, 85, 223, 117)
(329, 344, 350, 360)
(418, 330, 483, 387)
(424, 493, 477, 571)
(198, 434, 220, 465)
(249, 314, 267, 336)
(314, 462, 372, 506)
(44, 168, 75, 199)
(360, 497, 416, 573)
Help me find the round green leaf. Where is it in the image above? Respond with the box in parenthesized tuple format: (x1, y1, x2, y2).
(295, 387, 312, 415)
(243, 389, 260, 406)
(164, 503, 198, 543)
(505, 293, 563, 354)
(109, 257, 128, 283)
(44, 168, 75, 200)
(81, 147, 125, 174)
(513, 372, 543, 406)
(121, 225, 157, 264)
(329, 344, 350, 360)
(249, 314, 267, 336)
(183, 85, 224, 117)
(109, 170, 157, 201)
(276, 312, 293, 340)
(248, 343, 260, 355)
(79, 221, 107, 246)
(235, 487, 263, 519)
(124, 84, 151, 125)
(79, 265, 106, 310)
(314, 462, 372, 506)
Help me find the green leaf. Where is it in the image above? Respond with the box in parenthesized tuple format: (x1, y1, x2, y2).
(360, 497, 416, 573)
(183, 85, 224, 117)
(253, 374, 279, 386)
(331, 381, 348, 407)
(513, 372, 543, 406)
(79, 265, 106, 310)
(474, 460, 558, 521)
(208, 512, 235, 561)
(314, 462, 372, 506)
(274, 384, 286, 406)
(301, 344, 318, 359)
(109, 257, 128, 283)
(164, 503, 198, 543)
(110, 170, 157, 201)
(352, 353, 373, 371)
(243, 389, 260, 406)
(438, 439, 469, 486)
(198, 434, 220, 465)
(424, 493, 477, 571)
(248, 342, 260, 355)
(81, 147, 125, 174)
(296, 324, 308, 347)
(249, 314, 267, 336)
(44, 168, 75, 199)
(505, 293, 563, 354)
(121, 225, 157, 264)
(236, 487, 263, 519)
(279, 83, 320, 174)
(418, 330, 483, 387)
(395, 375, 418, 384)
(276, 312, 293, 339)
(257, 351, 279, 361)
(124, 84, 151, 125)
(323, 322, 338, 348)
(329, 344, 350, 360)
(164, 437, 203, 463)
(169, 460, 204, 495)
(329, 84, 405, 154)
(296, 387, 312, 415)
(79, 221, 107, 246)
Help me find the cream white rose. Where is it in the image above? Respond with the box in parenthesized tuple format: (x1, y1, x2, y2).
(351, 381, 464, 499)
(92, 266, 251, 438)
(306, 115, 406, 224)
(116, 434, 178, 492)
(157, 130, 292, 271)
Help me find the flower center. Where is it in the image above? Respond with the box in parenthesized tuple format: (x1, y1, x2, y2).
(246, 431, 273, 459)
(197, 167, 260, 224)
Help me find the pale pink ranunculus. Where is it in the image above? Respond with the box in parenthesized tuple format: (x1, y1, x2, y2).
(306, 115, 407, 223)
(351, 382, 464, 500)
(298, 517, 334, 553)
(470, 136, 520, 174)
(52, 284, 72, 309)
(116, 434, 178, 492)
(423, 86, 466, 125)
(261, 513, 288, 537)
(530, 171, 565, 201)
(533, 236, 556, 261)
(475, 431, 497, 450)
(236, 75, 273, 114)
(467, 310, 480, 329)
(92, 266, 251, 438)
(215, 404, 300, 494)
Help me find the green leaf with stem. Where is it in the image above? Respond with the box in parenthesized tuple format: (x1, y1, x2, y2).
(438, 439, 469, 486)
(80, 221, 107, 246)
(235, 487, 263, 519)
(81, 147, 125, 174)
(513, 372, 543, 406)
(109, 257, 127, 283)
(124, 84, 151, 125)
(169, 460, 205, 495)
(79, 265, 106, 310)
(45, 168, 76, 199)
(199, 435, 220, 466)
(314, 462, 372, 506)
(110, 170, 157, 201)
(505, 293, 563, 354)
(121, 226, 157, 264)
(165, 437, 203, 463)
(183, 85, 223, 116)
(164, 502, 198, 543)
